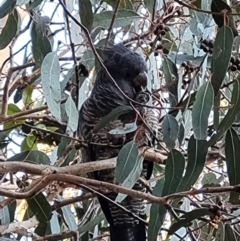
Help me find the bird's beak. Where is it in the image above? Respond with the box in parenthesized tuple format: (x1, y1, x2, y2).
(133, 71, 148, 92)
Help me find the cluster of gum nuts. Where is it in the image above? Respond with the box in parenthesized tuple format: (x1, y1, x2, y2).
(151, 23, 170, 56)
(200, 39, 214, 54)
(229, 56, 240, 72)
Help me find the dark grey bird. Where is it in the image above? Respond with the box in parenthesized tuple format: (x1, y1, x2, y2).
(78, 43, 158, 241)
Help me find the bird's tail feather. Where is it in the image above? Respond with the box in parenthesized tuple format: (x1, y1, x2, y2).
(98, 195, 147, 241)
(109, 222, 146, 241)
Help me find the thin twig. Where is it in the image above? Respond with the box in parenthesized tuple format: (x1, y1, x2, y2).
(63, 0, 79, 112)
(105, 0, 122, 46)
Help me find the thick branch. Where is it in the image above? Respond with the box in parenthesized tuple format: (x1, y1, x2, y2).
(0, 148, 166, 175)
(1, 173, 240, 209)
(0, 158, 116, 175)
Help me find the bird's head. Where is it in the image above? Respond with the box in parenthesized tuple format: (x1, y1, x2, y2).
(103, 43, 149, 92)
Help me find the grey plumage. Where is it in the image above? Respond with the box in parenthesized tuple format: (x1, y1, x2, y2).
(78, 43, 159, 241)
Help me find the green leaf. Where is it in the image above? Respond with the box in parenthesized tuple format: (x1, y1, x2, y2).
(225, 224, 237, 241)
(8, 150, 51, 164)
(162, 57, 178, 108)
(162, 114, 179, 150)
(215, 222, 225, 241)
(148, 178, 167, 241)
(115, 141, 143, 202)
(27, 193, 52, 224)
(35, 223, 47, 236)
(0, 0, 16, 19)
(169, 208, 211, 235)
(41, 52, 61, 121)
(31, 14, 52, 67)
(93, 10, 141, 29)
(21, 136, 37, 151)
(50, 211, 61, 234)
(214, 92, 221, 129)
(7, 103, 21, 115)
(93, 105, 132, 132)
(145, 0, 155, 14)
(4, 104, 24, 130)
(0, 9, 18, 49)
(162, 149, 185, 196)
(211, 0, 238, 37)
(225, 128, 240, 203)
(211, 26, 234, 95)
(78, 0, 93, 32)
(192, 81, 214, 140)
(13, 87, 23, 104)
(22, 86, 34, 106)
(201, 173, 218, 186)
(60, 199, 78, 231)
(57, 137, 70, 157)
(65, 95, 79, 133)
(209, 77, 240, 146)
(177, 136, 207, 192)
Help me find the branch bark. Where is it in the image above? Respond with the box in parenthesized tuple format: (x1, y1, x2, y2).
(0, 148, 166, 176)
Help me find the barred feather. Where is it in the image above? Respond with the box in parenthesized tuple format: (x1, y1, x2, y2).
(78, 44, 154, 241)
(134, 92, 161, 148)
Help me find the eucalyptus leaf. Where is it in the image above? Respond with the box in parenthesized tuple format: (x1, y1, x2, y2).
(65, 95, 79, 133)
(0, 9, 18, 50)
(162, 114, 179, 149)
(192, 81, 214, 140)
(211, 26, 234, 95)
(177, 136, 207, 192)
(79, 0, 93, 31)
(27, 193, 52, 224)
(225, 128, 240, 203)
(148, 178, 167, 241)
(0, 0, 16, 19)
(169, 208, 211, 235)
(41, 52, 61, 121)
(115, 141, 143, 202)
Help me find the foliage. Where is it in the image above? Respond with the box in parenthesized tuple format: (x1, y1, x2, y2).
(0, 0, 240, 240)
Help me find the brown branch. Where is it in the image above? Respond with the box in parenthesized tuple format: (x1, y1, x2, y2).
(0, 148, 166, 176)
(0, 174, 167, 205)
(53, 193, 96, 210)
(0, 105, 47, 123)
(1, 173, 240, 209)
(0, 158, 117, 176)
(0, 98, 67, 124)
(0, 198, 14, 209)
(8, 68, 40, 97)
(1, 69, 13, 118)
